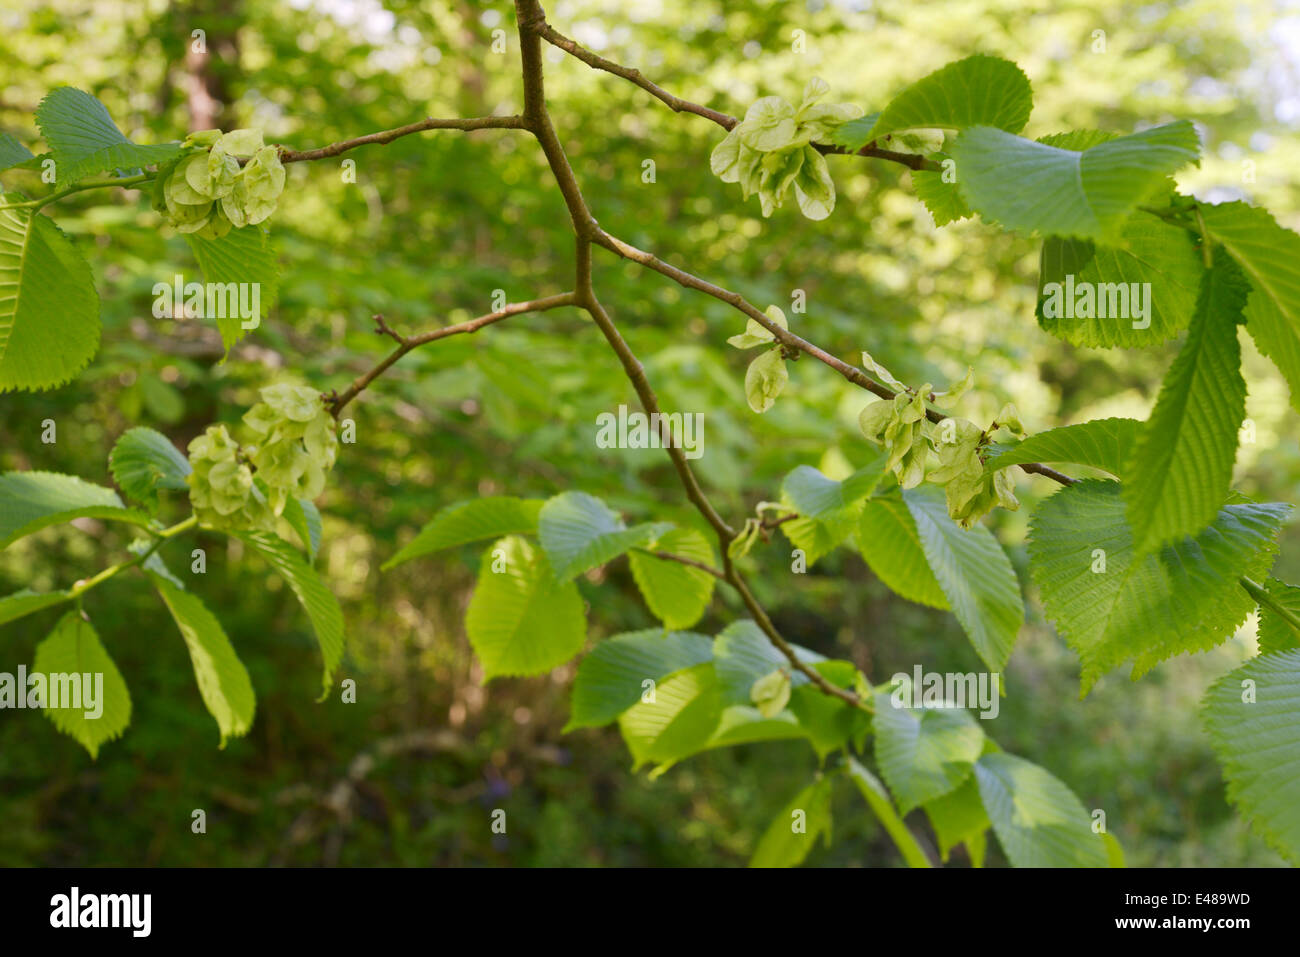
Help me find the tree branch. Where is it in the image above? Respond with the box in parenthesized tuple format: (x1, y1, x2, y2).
(326, 293, 577, 417)
(534, 20, 739, 130)
(515, 0, 865, 710)
(533, 13, 941, 174)
(278, 115, 526, 164)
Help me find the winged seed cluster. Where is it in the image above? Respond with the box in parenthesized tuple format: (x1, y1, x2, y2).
(187, 384, 338, 532)
(710, 78, 861, 219)
(155, 128, 286, 238)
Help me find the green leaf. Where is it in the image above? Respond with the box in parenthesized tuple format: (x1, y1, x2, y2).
(0, 471, 154, 549)
(538, 491, 669, 582)
(1202, 649, 1300, 863)
(565, 629, 713, 731)
(923, 774, 991, 863)
(382, 496, 543, 570)
(1200, 202, 1300, 412)
(782, 462, 886, 523)
(0, 588, 73, 626)
(281, 496, 322, 562)
(788, 660, 869, 760)
(832, 55, 1032, 149)
(0, 203, 100, 392)
(627, 527, 717, 629)
(0, 133, 35, 171)
(911, 162, 971, 225)
(1125, 258, 1249, 553)
(618, 661, 723, 772)
(974, 751, 1107, 867)
(35, 87, 179, 182)
(780, 509, 855, 566)
(873, 684, 986, 813)
(749, 775, 833, 868)
(466, 535, 585, 679)
(744, 348, 788, 413)
(31, 612, 131, 758)
(147, 571, 255, 745)
(1036, 216, 1204, 347)
(1257, 579, 1300, 655)
(857, 491, 949, 609)
(704, 705, 807, 749)
(238, 532, 344, 698)
(950, 122, 1200, 241)
(185, 225, 280, 352)
(905, 486, 1024, 671)
(108, 426, 191, 513)
(844, 758, 932, 867)
(985, 418, 1140, 479)
(713, 620, 824, 705)
(1028, 480, 1289, 692)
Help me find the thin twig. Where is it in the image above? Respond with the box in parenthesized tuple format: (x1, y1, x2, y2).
(278, 115, 526, 164)
(327, 293, 577, 416)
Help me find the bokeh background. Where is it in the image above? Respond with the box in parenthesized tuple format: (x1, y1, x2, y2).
(2, 0, 1299, 866)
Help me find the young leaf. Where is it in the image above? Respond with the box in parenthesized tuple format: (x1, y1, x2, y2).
(1028, 480, 1289, 692)
(32, 612, 131, 758)
(35, 87, 179, 182)
(465, 535, 585, 679)
(974, 751, 1108, 867)
(950, 122, 1200, 241)
(0, 204, 100, 393)
(538, 491, 669, 582)
(108, 426, 191, 513)
(984, 417, 1141, 479)
(1125, 258, 1249, 554)
(873, 684, 985, 813)
(238, 532, 345, 698)
(1202, 649, 1300, 864)
(905, 486, 1024, 671)
(383, 496, 543, 570)
(565, 629, 713, 731)
(1200, 202, 1300, 412)
(0, 471, 153, 549)
(147, 572, 255, 746)
(749, 775, 834, 868)
(844, 758, 932, 868)
(627, 527, 717, 629)
(185, 225, 280, 352)
(832, 55, 1032, 150)
(857, 491, 950, 609)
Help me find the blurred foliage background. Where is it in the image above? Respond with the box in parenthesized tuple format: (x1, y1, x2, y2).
(2, 0, 1299, 866)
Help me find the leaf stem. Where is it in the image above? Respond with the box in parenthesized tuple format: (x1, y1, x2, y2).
(68, 514, 198, 599)
(3, 173, 154, 211)
(1241, 576, 1300, 633)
